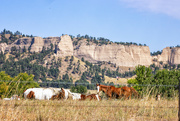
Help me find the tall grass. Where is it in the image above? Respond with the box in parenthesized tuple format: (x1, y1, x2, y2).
(0, 98, 178, 120)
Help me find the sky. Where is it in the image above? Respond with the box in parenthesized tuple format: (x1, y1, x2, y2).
(0, 0, 180, 52)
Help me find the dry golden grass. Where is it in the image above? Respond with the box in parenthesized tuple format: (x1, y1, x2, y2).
(0, 98, 178, 121)
(104, 75, 136, 84)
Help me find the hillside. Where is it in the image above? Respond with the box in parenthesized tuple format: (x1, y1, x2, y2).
(0, 30, 180, 89)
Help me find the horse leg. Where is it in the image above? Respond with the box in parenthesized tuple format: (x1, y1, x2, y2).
(108, 93, 112, 100)
(124, 92, 130, 100)
(129, 93, 131, 100)
(108, 92, 112, 100)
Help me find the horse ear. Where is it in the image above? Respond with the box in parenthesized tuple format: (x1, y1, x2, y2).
(96, 83, 100, 86)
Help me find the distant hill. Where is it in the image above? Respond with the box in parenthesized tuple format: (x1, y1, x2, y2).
(0, 29, 180, 89)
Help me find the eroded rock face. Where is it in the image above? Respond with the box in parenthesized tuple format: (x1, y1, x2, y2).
(0, 43, 8, 53)
(44, 37, 61, 50)
(56, 35, 73, 57)
(157, 47, 180, 65)
(74, 43, 152, 67)
(30, 37, 44, 53)
(13, 37, 32, 49)
(1, 34, 179, 68)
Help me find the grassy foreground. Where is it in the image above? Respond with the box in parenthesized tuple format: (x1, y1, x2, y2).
(0, 98, 178, 121)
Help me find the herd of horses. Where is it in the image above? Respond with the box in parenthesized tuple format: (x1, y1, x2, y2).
(3, 84, 139, 101)
(96, 84, 139, 100)
(23, 87, 101, 101)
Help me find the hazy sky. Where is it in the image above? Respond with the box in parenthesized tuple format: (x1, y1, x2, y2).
(0, 0, 180, 52)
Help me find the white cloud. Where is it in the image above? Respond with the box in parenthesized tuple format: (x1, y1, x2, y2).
(120, 0, 180, 19)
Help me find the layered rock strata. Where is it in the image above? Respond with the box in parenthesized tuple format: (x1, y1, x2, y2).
(73, 43, 152, 67)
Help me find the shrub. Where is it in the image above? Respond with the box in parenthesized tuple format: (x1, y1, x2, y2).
(70, 85, 87, 94)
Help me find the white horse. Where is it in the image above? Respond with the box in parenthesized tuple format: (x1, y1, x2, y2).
(69, 92, 81, 100)
(24, 88, 61, 100)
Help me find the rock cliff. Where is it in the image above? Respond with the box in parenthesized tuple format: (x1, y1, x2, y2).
(156, 47, 180, 65)
(56, 35, 73, 57)
(0, 34, 179, 67)
(6, 37, 32, 52)
(30, 37, 44, 53)
(73, 43, 152, 67)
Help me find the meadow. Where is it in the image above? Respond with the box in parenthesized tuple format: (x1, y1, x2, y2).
(0, 97, 178, 121)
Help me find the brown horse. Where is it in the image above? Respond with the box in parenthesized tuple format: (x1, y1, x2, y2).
(80, 94, 101, 101)
(50, 88, 65, 100)
(96, 84, 121, 99)
(107, 87, 122, 99)
(120, 86, 139, 99)
(96, 84, 138, 100)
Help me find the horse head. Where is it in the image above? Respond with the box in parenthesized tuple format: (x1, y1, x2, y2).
(60, 88, 66, 99)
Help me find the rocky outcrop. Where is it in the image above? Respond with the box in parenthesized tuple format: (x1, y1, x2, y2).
(5, 35, 73, 55)
(156, 47, 180, 65)
(30, 37, 44, 53)
(44, 37, 61, 49)
(74, 43, 152, 67)
(0, 43, 8, 53)
(56, 35, 73, 57)
(0, 34, 179, 67)
(10, 37, 32, 50)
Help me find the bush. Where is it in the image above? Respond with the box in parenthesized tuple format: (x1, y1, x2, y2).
(70, 85, 87, 94)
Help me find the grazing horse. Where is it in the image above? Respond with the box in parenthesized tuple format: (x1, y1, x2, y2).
(96, 84, 119, 99)
(120, 86, 139, 99)
(96, 84, 138, 100)
(24, 88, 61, 100)
(106, 87, 122, 99)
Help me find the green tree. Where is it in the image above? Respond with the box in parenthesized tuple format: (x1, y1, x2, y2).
(0, 71, 12, 98)
(135, 65, 152, 85)
(152, 69, 179, 97)
(0, 72, 39, 98)
(8, 73, 39, 97)
(128, 65, 152, 96)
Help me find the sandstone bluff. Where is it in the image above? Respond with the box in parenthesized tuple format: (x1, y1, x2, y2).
(1, 35, 180, 67)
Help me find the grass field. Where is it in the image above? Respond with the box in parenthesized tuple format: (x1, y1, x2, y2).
(0, 98, 178, 121)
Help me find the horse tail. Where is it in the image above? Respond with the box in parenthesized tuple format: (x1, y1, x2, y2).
(130, 87, 138, 98)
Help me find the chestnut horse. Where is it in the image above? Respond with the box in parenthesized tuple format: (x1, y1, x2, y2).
(96, 84, 121, 99)
(120, 86, 139, 99)
(96, 84, 138, 99)
(80, 94, 101, 101)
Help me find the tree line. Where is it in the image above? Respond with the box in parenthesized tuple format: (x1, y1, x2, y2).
(128, 65, 180, 98)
